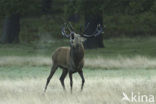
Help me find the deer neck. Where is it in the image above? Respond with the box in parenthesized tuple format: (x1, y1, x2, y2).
(70, 43, 84, 67)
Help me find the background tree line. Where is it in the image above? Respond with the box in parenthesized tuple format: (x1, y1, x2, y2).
(0, 0, 156, 49)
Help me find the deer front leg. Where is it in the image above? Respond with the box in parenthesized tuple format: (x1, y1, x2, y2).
(78, 71, 85, 91)
(69, 71, 73, 93)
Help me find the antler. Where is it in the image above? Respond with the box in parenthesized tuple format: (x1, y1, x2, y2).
(61, 23, 70, 38)
(61, 22, 104, 38)
(68, 22, 74, 31)
(84, 23, 90, 33)
(61, 23, 75, 38)
(94, 24, 104, 36)
(82, 24, 104, 38)
(79, 23, 90, 35)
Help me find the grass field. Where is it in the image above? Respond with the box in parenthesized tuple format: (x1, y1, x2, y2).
(0, 37, 156, 104)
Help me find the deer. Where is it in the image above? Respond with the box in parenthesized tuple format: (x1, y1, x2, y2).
(44, 23, 103, 93)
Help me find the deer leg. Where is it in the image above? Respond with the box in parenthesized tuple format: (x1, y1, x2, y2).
(69, 71, 73, 93)
(59, 69, 68, 90)
(78, 71, 85, 91)
(44, 65, 57, 92)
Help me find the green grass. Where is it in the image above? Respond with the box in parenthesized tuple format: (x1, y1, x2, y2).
(0, 37, 156, 58)
(0, 37, 156, 104)
(0, 66, 155, 80)
(0, 37, 156, 79)
(85, 37, 156, 58)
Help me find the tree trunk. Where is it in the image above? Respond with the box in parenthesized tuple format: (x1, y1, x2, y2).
(67, 0, 80, 23)
(68, 13, 80, 23)
(0, 14, 20, 43)
(83, 11, 104, 49)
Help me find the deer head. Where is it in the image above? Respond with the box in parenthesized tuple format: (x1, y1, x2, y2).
(61, 23, 104, 47)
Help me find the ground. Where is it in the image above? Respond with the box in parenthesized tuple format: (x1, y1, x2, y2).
(0, 37, 156, 104)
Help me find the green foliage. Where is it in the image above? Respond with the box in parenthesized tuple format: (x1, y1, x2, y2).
(80, 0, 155, 15)
(151, 0, 156, 12)
(64, 0, 104, 19)
(0, 0, 41, 16)
(64, 0, 81, 20)
(64, 0, 76, 19)
(16, 12, 156, 42)
(0, 0, 156, 42)
(79, 0, 103, 15)
(103, 12, 156, 37)
(125, 0, 153, 14)
(20, 15, 65, 43)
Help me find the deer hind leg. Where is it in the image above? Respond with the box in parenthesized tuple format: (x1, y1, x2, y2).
(78, 71, 85, 91)
(69, 71, 73, 93)
(44, 64, 57, 92)
(59, 69, 68, 90)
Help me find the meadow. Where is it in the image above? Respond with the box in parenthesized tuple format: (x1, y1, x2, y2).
(0, 37, 156, 104)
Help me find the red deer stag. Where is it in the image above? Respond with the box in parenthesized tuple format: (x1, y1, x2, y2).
(44, 23, 103, 93)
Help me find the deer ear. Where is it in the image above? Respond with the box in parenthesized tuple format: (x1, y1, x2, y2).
(80, 37, 87, 42)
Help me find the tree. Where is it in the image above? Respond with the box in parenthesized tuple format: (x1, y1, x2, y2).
(0, 0, 40, 43)
(42, 0, 53, 14)
(65, 0, 80, 23)
(83, 0, 104, 49)
(1, 14, 20, 43)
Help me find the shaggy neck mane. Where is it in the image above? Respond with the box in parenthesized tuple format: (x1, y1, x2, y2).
(70, 44, 84, 67)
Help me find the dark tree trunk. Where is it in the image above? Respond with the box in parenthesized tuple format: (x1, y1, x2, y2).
(68, 13, 80, 23)
(84, 13, 104, 49)
(68, 0, 80, 23)
(83, 0, 104, 49)
(42, 0, 52, 14)
(0, 14, 20, 43)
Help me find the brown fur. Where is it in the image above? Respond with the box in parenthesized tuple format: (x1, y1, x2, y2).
(44, 43, 85, 92)
(52, 47, 70, 69)
(52, 44, 84, 70)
